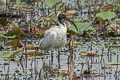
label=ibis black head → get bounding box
[58,14,67,23]
[58,14,78,31]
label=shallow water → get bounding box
[0,39,120,80]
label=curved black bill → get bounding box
[65,17,78,31]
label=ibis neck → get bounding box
[58,22,66,27]
[58,19,67,30]
[58,18,64,24]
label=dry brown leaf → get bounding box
[106,62,120,67]
[110,44,120,47]
[87,51,97,56]
[8,39,24,48]
[26,51,46,56]
[66,10,76,15]
[73,41,82,46]
[82,74,103,78]
[80,51,97,56]
[25,45,40,50]
[61,73,69,77]
[104,4,114,10]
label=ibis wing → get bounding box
[40,30,57,50]
[40,25,67,50]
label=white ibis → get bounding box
[40,13,78,65]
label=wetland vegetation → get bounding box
[0,0,120,80]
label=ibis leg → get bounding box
[51,51,53,65]
[58,49,61,68]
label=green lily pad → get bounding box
[8,35,16,39]
[69,22,92,33]
[45,0,62,8]
[16,0,32,4]
[96,11,116,20]
[7,28,25,36]
[12,22,19,28]
[3,48,23,58]
[113,4,120,11]
[3,51,14,58]
[0,34,7,39]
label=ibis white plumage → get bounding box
[40,14,78,49]
[40,23,67,50]
[40,14,78,65]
